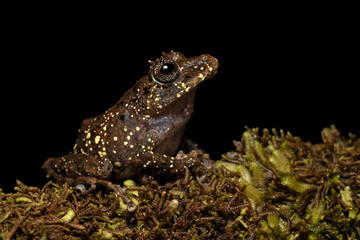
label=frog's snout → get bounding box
[184,54,219,81]
[201,54,219,78]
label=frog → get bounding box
[42,51,218,211]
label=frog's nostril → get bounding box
[204,55,219,73]
[201,54,218,68]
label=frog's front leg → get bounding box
[42,154,136,212]
[135,141,200,177]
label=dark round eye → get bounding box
[151,58,180,84]
[160,63,175,75]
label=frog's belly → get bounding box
[153,127,185,156]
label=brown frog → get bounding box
[42,51,218,211]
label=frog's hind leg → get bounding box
[42,157,70,185]
[42,155,136,212]
[73,177,137,212]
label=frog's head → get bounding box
[141,51,218,116]
[149,51,218,87]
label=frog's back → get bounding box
[72,78,146,161]
[73,103,126,156]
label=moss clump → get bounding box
[1,126,359,239]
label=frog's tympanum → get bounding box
[42,51,218,211]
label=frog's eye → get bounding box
[151,58,180,85]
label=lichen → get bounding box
[0,125,359,239]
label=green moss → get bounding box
[1,126,359,239]
[61,208,76,223]
[280,175,313,193]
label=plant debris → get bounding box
[1,125,359,239]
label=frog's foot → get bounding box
[73,177,97,194]
[176,150,211,173]
[137,145,206,179]
[43,156,136,211]
[73,177,136,212]
[96,179,137,212]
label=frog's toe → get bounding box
[73,177,97,194]
[115,185,136,212]
[96,179,137,212]
[75,184,86,192]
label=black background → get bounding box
[2,7,358,192]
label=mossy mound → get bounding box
[1,126,359,239]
